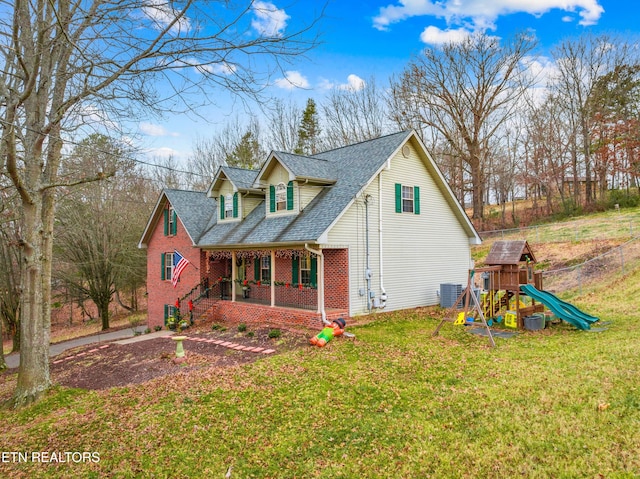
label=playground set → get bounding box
[433,240,600,346]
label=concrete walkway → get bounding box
[3,326,157,370]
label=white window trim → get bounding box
[402,185,414,213]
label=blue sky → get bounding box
[137,0,640,164]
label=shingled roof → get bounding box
[138,189,216,248]
[141,130,481,249]
[196,131,412,247]
[485,240,537,265]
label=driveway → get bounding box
[3,326,149,370]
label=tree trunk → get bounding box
[0,317,5,371]
[470,155,484,220]
[13,197,53,407]
[99,298,110,331]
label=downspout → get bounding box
[378,175,387,308]
[364,195,372,311]
[305,243,331,325]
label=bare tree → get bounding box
[55,134,148,331]
[389,32,537,221]
[322,77,389,149]
[265,98,301,152]
[550,34,631,206]
[0,0,320,406]
[0,184,22,355]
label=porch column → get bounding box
[270,250,276,307]
[317,249,325,317]
[231,251,237,302]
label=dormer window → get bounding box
[219,192,239,220]
[275,183,287,211]
[225,194,233,218]
[269,181,294,213]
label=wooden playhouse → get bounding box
[477,240,545,329]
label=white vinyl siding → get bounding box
[299,185,323,210]
[242,196,262,218]
[326,141,470,316]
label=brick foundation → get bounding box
[206,301,348,331]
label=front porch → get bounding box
[195,247,350,329]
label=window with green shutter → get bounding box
[163,209,169,235]
[171,209,178,234]
[287,181,294,210]
[297,254,317,287]
[292,256,299,285]
[233,192,239,218]
[164,206,177,235]
[219,195,225,220]
[161,252,173,281]
[269,185,276,213]
[395,183,421,214]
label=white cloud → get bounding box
[140,122,179,137]
[319,74,366,91]
[145,146,183,160]
[252,1,290,37]
[341,74,366,91]
[142,0,190,34]
[420,26,471,45]
[373,0,604,33]
[274,71,310,89]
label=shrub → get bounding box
[238,323,247,332]
[268,329,282,339]
[246,331,255,338]
[154,325,162,332]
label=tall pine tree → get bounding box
[295,98,321,155]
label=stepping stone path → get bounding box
[177,336,276,355]
[51,334,277,366]
[53,344,112,364]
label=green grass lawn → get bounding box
[1,271,639,478]
[3,207,640,478]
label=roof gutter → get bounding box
[304,243,331,325]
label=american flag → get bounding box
[172,250,190,287]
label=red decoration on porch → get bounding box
[257,280,261,286]
[243,279,248,286]
[286,282,290,288]
[298,284,303,290]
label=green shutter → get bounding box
[310,256,317,288]
[161,253,166,280]
[164,304,169,325]
[219,195,225,220]
[292,256,299,285]
[254,258,260,281]
[172,210,178,234]
[414,186,420,215]
[269,185,276,213]
[287,181,294,210]
[395,183,402,213]
[163,209,169,235]
[233,192,239,218]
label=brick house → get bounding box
[139,131,481,330]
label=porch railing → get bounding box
[234,282,317,310]
[178,280,226,320]
[180,279,319,317]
